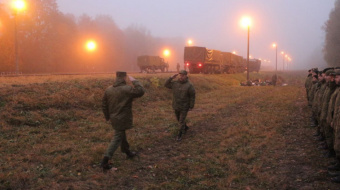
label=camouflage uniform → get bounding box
[309,80,318,107]
[102,74,145,159]
[320,78,337,150]
[333,88,340,159]
[305,73,313,101]
[165,72,196,135]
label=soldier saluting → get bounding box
[165,70,196,141]
[101,71,145,172]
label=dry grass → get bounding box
[0,71,336,189]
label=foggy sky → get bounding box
[57,0,335,70]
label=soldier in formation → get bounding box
[165,70,196,141]
[307,67,340,183]
[101,71,145,172]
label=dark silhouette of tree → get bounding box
[324,0,340,67]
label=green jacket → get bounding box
[320,81,337,123]
[102,78,145,131]
[332,87,340,130]
[327,88,340,125]
[316,82,327,120]
[305,74,312,100]
[165,77,196,111]
[308,81,318,106]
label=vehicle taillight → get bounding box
[198,63,202,67]
[186,63,189,66]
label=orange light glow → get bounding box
[232,51,236,55]
[198,63,202,67]
[86,40,97,51]
[163,49,170,57]
[186,63,189,66]
[187,39,193,46]
[12,0,26,11]
[272,43,277,48]
[281,51,284,55]
[241,17,251,28]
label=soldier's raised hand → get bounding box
[171,74,178,79]
[128,75,136,81]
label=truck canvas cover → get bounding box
[137,56,163,67]
[184,46,206,62]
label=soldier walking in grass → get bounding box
[165,70,196,141]
[101,71,145,172]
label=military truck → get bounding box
[137,56,169,73]
[184,46,222,74]
[220,52,246,73]
[243,58,261,73]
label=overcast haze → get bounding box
[57,0,335,70]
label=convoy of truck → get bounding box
[184,46,261,74]
[137,46,261,74]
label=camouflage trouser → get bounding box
[104,129,130,158]
[323,120,334,149]
[175,110,188,133]
[334,124,340,159]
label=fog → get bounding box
[0,0,336,73]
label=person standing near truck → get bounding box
[176,63,180,73]
[165,70,196,141]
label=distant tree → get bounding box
[0,3,15,72]
[324,0,340,67]
[124,24,163,71]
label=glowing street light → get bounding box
[232,51,236,55]
[163,49,170,57]
[241,17,251,80]
[12,0,26,74]
[85,40,97,52]
[272,43,277,72]
[187,39,193,46]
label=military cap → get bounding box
[323,68,333,73]
[179,70,188,75]
[116,71,127,78]
[335,69,340,76]
[325,69,335,76]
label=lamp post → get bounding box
[272,43,277,72]
[241,17,251,81]
[281,51,284,71]
[12,0,26,74]
[285,54,288,71]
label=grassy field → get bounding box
[0,71,338,189]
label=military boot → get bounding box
[176,131,182,141]
[126,151,138,160]
[183,125,189,134]
[331,176,340,183]
[101,156,112,172]
[328,170,340,177]
[328,160,340,171]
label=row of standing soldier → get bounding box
[306,67,340,183]
[100,70,195,172]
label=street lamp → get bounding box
[163,49,170,57]
[187,39,193,46]
[241,17,251,80]
[232,51,236,55]
[272,43,277,72]
[285,54,288,71]
[85,40,97,52]
[12,0,26,74]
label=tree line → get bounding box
[0,0,182,74]
[324,0,340,67]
